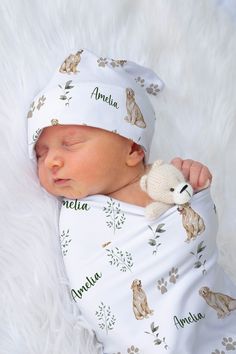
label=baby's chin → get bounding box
[57,189,87,200]
[43,186,85,200]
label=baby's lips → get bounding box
[54,178,70,185]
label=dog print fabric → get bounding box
[59,188,236,354]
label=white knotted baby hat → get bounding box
[27,48,164,160]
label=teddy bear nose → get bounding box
[170,188,175,192]
[180,184,189,193]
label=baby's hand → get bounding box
[171,157,212,191]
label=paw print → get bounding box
[157,278,168,294]
[135,76,145,87]
[222,337,236,350]
[110,59,119,68]
[110,60,117,68]
[146,83,160,96]
[97,57,109,67]
[110,59,127,68]
[169,267,179,284]
[127,345,140,353]
[211,350,225,354]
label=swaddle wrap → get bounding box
[27,49,164,160]
[59,188,236,354]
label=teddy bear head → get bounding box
[140,160,193,205]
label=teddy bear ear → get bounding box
[140,175,148,192]
[153,159,163,168]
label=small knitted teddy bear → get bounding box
[140,160,193,220]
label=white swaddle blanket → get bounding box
[59,188,236,354]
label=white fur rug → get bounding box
[1,0,236,353]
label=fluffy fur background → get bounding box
[0,0,235,353]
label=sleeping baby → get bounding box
[27,49,236,354]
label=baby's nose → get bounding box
[45,151,64,169]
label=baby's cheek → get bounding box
[37,166,48,187]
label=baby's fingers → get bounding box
[171,157,212,191]
[195,165,212,191]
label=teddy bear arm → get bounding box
[145,201,171,220]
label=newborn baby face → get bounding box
[35,124,133,199]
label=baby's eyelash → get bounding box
[63,141,80,146]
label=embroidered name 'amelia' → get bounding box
[90,87,119,109]
[62,199,90,211]
[71,272,102,301]
[173,312,205,329]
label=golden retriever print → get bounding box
[178,203,205,242]
[199,286,236,318]
[125,88,146,128]
[59,50,84,74]
[131,279,153,320]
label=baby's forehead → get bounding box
[35,124,80,146]
[35,124,105,147]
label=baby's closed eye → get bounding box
[63,140,83,149]
[63,140,80,146]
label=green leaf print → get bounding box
[106,247,133,272]
[190,241,207,275]
[197,241,206,254]
[95,302,116,334]
[65,80,74,90]
[58,80,74,106]
[60,229,72,256]
[103,198,126,234]
[145,321,169,350]
[147,223,166,255]
[151,322,159,333]
[59,95,67,100]
[148,239,157,246]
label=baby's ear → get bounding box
[126,142,145,167]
